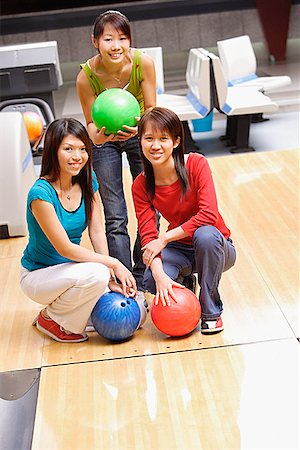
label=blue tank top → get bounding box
[21,174,98,271]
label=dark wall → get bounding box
[1,1,258,34]
[2,0,255,17]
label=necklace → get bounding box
[111,73,122,85]
[93,55,126,86]
[59,179,72,201]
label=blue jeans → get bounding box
[92,136,145,290]
[143,225,236,319]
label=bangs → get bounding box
[93,11,131,42]
[138,108,182,143]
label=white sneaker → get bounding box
[135,291,149,327]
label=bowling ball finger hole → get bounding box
[121,302,126,307]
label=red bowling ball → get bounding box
[151,286,201,337]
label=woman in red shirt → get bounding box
[132,107,236,334]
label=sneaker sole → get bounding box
[36,322,88,343]
[201,326,224,335]
[32,314,39,326]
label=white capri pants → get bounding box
[20,262,110,333]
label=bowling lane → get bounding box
[0,236,28,260]
[38,234,293,367]
[0,257,44,372]
[31,339,300,450]
[1,150,297,372]
[211,149,299,337]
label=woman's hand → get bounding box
[142,236,167,267]
[93,127,119,145]
[153,271,184,306]
[108,279,136,297]
[115,117,140,141]
[111,259,137,297]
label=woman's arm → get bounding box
[142,226,189,267]
[31,198,136,294]
[140,52,157,111]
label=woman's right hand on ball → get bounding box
[111,259,137,296]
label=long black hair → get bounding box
[138,107,189,199]
[93,10,132,44]
[40,118,94,223]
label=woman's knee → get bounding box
[76,262,110,294]
[193,226,221,251]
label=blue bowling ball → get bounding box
[91,291,141,341]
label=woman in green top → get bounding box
[76,10,156,296]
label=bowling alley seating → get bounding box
[217,35,291,93]
[156,48,211,121]
[197,48,278,152]
[217,36,291,123]
[140,46,211,121]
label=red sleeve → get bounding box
[181,154,220,236]
[132,174,158,247]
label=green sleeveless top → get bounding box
[80,49,144,115]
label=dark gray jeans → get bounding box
[92,136,145,290]
[143,225,236,319]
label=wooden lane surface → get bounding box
[0,149,298,371]
[0,257,44,372]
[210,149,299,336]
[40,235,293,366]
[31,339,299,450]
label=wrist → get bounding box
[110,257,119,272]
[160,234,169,246]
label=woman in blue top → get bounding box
[20,118,136,343]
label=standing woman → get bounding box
[76,10,156,296]
[20,118,136,343]
[132,107,236,334]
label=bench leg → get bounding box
[182,121,200,153]
[226,115,255,153]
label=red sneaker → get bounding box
[201,317,224,334]
[36,312,88,343]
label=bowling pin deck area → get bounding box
[1,149,299,449]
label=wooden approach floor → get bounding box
[0,149,299,449]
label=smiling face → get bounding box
[57,134,89,178]
[140,123,180,167]
[93,23,130,64]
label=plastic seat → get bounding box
[198,48,278,152]
[208,51,278,116]
[217,35,291,93]
[139,47,211,121]
[156,48,211,120]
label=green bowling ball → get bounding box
[92,88,140,135]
